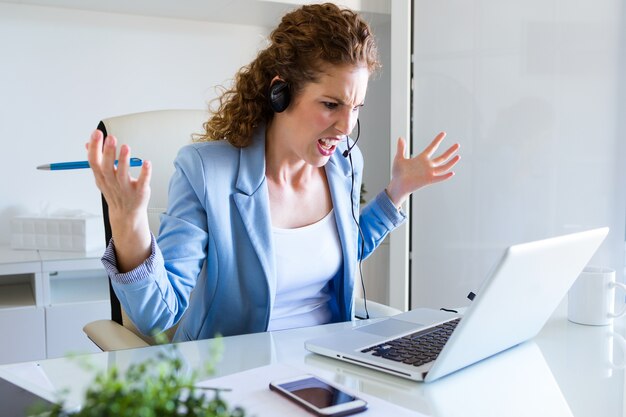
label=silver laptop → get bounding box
[305,228,609,382]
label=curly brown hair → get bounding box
[196,2,380,147]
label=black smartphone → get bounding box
[269,374,367,417]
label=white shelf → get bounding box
[0,247,40,275]
[49,270,109,305]
[0,282,36,310]
[0,247,39,264]
[39,249,105,272]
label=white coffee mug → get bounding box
[568,267,626,326]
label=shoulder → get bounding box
[169,142,240,195]
[175,141,239,172]
[178,140,239,160]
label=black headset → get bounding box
[268,79,291,113]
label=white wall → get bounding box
[359,20,391,206]
[359,19,392,305]
[411,0,626,309]
[0,3,267,244]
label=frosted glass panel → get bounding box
[411,0,626,309]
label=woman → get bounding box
[87,3,460,341]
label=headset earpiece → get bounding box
[268,80,291,113]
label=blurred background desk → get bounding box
[0,302,624,416]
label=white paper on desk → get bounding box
[197,363,425,416]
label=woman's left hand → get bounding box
[385,132,460,207]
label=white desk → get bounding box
[1,302,624,416]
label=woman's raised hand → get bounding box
[386,132,460,207]
[86,129,153,271]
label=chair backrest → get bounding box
[98,109,208,343]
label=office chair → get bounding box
[83,109,400,352]
[82,109,207,351]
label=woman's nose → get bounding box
[334,108,358,136]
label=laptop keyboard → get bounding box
[360,318,461,367]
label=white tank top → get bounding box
[268,209,342,331]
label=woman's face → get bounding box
[272,64,369,167]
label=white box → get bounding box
[11,215,105,252]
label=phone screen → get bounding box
[276,376,357,409]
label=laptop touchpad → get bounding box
[356,319,422,338]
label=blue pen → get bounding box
[37,157,143,171]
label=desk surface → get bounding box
[1,302,624,417]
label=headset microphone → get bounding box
[342,119,361,158]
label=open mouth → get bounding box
[317,138,338,156]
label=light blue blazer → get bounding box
[104,125,406,341]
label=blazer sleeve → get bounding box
[341,144,406,262]
[357,190,407,261]
[102,145,209,335]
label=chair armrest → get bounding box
[354,297,402,319]
[83,319,150,351]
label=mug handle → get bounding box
[609,281,626,318]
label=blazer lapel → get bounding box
[232,127,277,306]
[325,153,357,317]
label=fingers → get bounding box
[434,154,461,177]
[87,130,106,189]
[137,160,152,190]
[419,132,460,175]
[395,137,407,160]
[418,132,461,183]
[390,131,460,197]
[86,130,142,187]
[422,132,447,158]
[431,171,455,184]
[116,144,131,181]
[432,143,461,166]
[86,130,103,168]
[101,135,118,179]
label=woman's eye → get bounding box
[323,102,338,110]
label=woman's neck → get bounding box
[265,120,317,187]
[265,121,332,228]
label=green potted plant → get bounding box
[33,339,246,417]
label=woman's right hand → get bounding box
[87,129,153,272]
